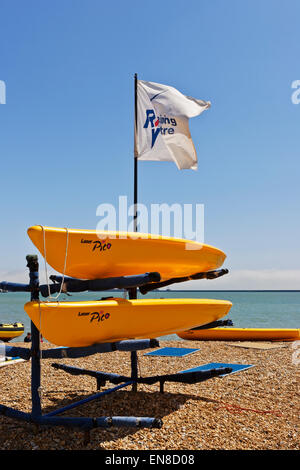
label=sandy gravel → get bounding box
[0,339,299,450]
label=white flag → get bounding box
[135,80,211,170]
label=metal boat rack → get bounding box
[0,255,231,436]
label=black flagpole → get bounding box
[131,72,138,299]
[134,72,138,234]
[130,73,138,391]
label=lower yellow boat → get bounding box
[177,327,300,342]
[24,298,232,347]
[0,323,24,342]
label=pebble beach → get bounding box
[0,339,299,451]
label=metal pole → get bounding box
[130,350,138,392]
[133,72,138,233]
[43,381,134,417]
[130,73,139,391]
[26,255,42,418]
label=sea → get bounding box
[1,290,299,342]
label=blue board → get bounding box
[144,347,200,357]
[179,362,254,377]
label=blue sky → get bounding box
[0,0,299,288]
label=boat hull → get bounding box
[27,226,226,281]
[24,298,232,347]
[0,323,24,342]
[177,327,300,342]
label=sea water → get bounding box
[0,290,299,342]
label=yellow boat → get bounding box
[24,298,232,347]
[0,323,24,342]
[177,327,300,342]
[27,226,226,281]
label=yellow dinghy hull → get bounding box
[24,298,232,347]
[0,323,24,342]
[27,226,226,281]
[177,327,300,342]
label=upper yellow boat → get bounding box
[27,226,226,280]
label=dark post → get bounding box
[130,349,138,392]
[26,255,42,418]
[130,73,139,391]
[133,72,138,234]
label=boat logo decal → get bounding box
[92,240,112,252]
[80,239,112,252]
[78,311,110,323]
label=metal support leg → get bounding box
[128,286,138,392]
[26,255,42,419]
[131,350,138,392]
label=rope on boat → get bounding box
[41,225,69,301]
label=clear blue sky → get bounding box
[0,0,299,287]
